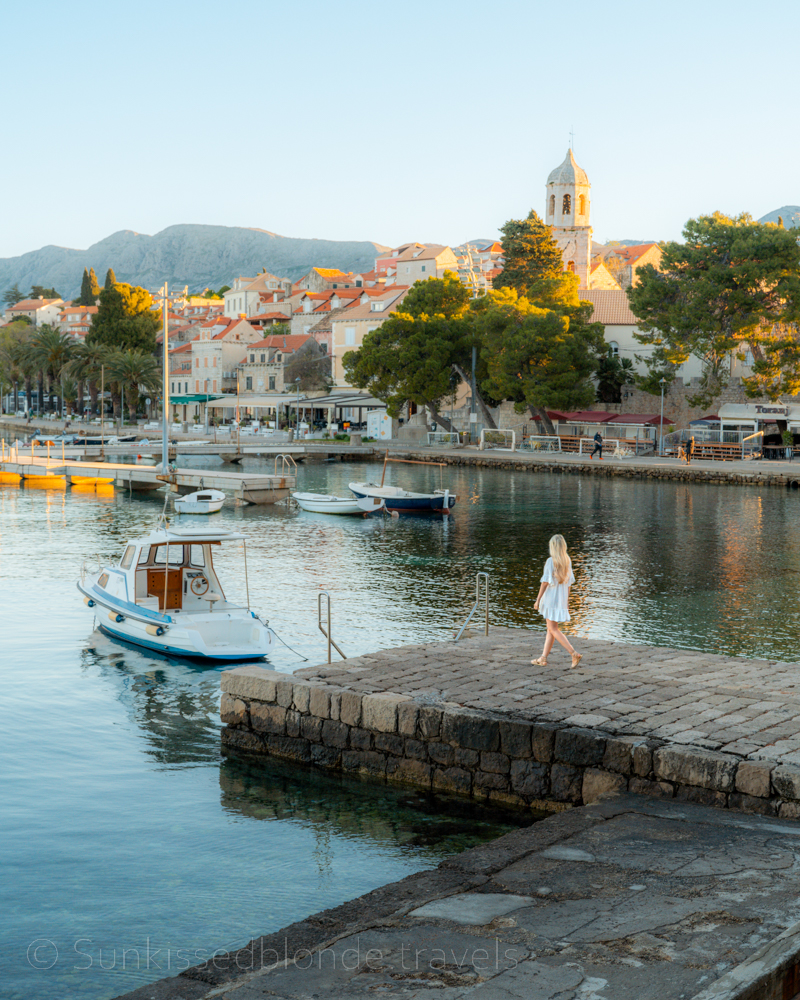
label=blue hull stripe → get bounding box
[98,623,266,662]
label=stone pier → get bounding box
[221,629,800,818]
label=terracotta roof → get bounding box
[392,244,452,263]
[579,290,638,325]
[603,243,660,264]
[331,289,409,322]
[249,312,290,321]
[9,298,61,310]
[244,334,312,351]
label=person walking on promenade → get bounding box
[590,431,603,459]
[532,534,582,669]
[681,435,695,465]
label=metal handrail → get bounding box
[318,591,346,662]
[274,453,298,476]
[454,571,489,641]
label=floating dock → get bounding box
[0,453,295,504]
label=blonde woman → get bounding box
[532,534,582,668]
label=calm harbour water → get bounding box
[2,457,800,999]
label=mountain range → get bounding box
[0,225,390,300]
[2,208,798,301]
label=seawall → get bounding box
[220,631,800,819]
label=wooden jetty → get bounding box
[0,451,296,504]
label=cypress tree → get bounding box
[79,268,92,305]
[104,267,117,290]
[88,267,100,301]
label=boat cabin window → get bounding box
[138,546,150,564]
[153,545,185,565]
[120,546,135,570]
[190,544,205,567]
[98,573,109,589]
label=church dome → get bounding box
[547,149,589,186]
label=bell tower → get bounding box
[545,149,592,288]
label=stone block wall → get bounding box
[220,667,800,818]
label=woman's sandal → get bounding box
[531,656,548,666]
[571,652,583,669]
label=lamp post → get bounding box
[295,377,301,435]
[659,378,667,456]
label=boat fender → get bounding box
[146,624,166,637]
[109,612,125,623]
[84,597,95,608]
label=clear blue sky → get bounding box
[2,0,797,258]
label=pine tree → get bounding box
[494,209,564,294]
[104,268,117,290]
[88,267,100,300]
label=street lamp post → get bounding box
[659,378,667,456]
[295,378,301,436]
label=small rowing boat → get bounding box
[173,489,225,514]
[293,492,385,515]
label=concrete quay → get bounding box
[118,795,800,1000]
[220,630,800,817]
[388,444,800,489]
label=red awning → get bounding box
[563,411,617,423]
[608,413,670,426]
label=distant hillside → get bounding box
[759,206,800,228]
[0,225,390,299]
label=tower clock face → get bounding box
[562,239,577,259]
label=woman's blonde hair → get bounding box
[549,534,571,584]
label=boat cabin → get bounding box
[96,528,246,615]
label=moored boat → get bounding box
[348,482,456,512]
[77,524,274,661]
[293,492,384,515]
[173,489,225,514]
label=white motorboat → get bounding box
[173,489,225,514]
[77,524,274,661]
[293,492,385,515]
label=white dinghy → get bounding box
[293,492,385,515]
[173,489,225,514]
[77,524,274,661]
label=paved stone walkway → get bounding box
[120,795,800,1000]
[298,630,800,765]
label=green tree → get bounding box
[476,274,606,432]
[3,283,24,306]
[26,325,74,413]
[629,212,800,407]
[342,272,498,431]
[104,268,117,290]
[596,351,635,403]
[217,285,231,296]
[106,348,161,423]
[493,209,564,295]
[343,311,462,431]
[77,267,101,306]
[64,339,110,416]
[30,285,60,299]
[89,283,160,353]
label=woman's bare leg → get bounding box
[547,621,575,655]
[541,630,556,659]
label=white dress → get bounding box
[538,557,575,623]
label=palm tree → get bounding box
[26,325,75,415]
[106,348,161,424]
[64,339,110,417]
